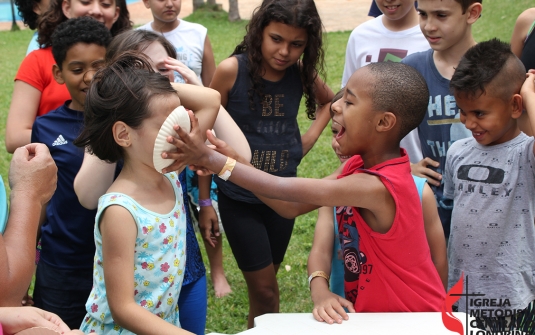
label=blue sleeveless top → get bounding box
[215,53,304,203]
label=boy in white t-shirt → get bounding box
[342,0,428,86]
[138,0,216,86]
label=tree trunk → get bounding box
[193,0,205,11]
[207,0,216,5]
[228,0,240,21]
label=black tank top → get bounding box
[215,53,304,203]
[521,21,535,71]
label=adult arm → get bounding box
[5,81,42,153]
[100,206,194,335]
[421,184,448,290]
[308,206,355,324]
[0,144,57,306]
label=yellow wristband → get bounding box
[308,270,330,290]
[217,157,236,181]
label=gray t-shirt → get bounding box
[444,133,535,312]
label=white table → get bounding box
[208,312,475,335]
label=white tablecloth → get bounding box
[208,312,475,335]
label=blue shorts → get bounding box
[178,275,207,335]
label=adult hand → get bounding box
[410,157,442,187]
[0,307,71,334]
[9,143,57,206]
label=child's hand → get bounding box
[199,205,219,247]
[410,157,442,187]
[162,110,213,174]
[165,57,203,86]
[311,289,355,324]
[520,71,535,109]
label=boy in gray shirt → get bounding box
[445,38,535,332]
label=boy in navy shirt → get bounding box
[402,0,483,238]
[31,17,112,329]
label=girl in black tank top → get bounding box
[209,0,334,328]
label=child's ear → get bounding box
[112,6,120,25]
[62,0,73,18]
[113,121,132,148]
[466,2,483,25]
[511,94,523,119]
[376,112,396,133]
[52,64,65,85]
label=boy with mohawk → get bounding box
[445,38,535,331]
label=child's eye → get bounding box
[100,2,112,8]
[292,42,304,48]
[271,36,280,42]
[344,100,352,106]
[71,68,83,74]
[331,128,339,136]
[417,11,426,17]
[475,112,484,118]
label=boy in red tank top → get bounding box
[165,61,447,324]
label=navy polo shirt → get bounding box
[32,102,97,270]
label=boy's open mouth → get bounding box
[336,126,346,140]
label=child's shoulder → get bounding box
[177,19,208,34]
[401,48,432,66]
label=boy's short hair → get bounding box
[51,17,112,70]
[450,38,526,101]
[365,62,429,141]
[455,0,482,14]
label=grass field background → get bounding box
[0,1,532,333]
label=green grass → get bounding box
[0,1,531,333]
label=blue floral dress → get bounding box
[80,172,187,334]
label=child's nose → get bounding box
[279,44,289,56]
[89,2,103,16]
[332,99,342,114]
[84,70,96,85]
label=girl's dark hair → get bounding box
[232,0,325,120]
[106,29,177,61]
[37,0,132,48]
[74,52,177,162]
[15,0,52,29]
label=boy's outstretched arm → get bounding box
[308,206,355,324]
[176,127,339,219]
[166,112,395,228]
[421,184,448,290]
[521,71,535,157]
